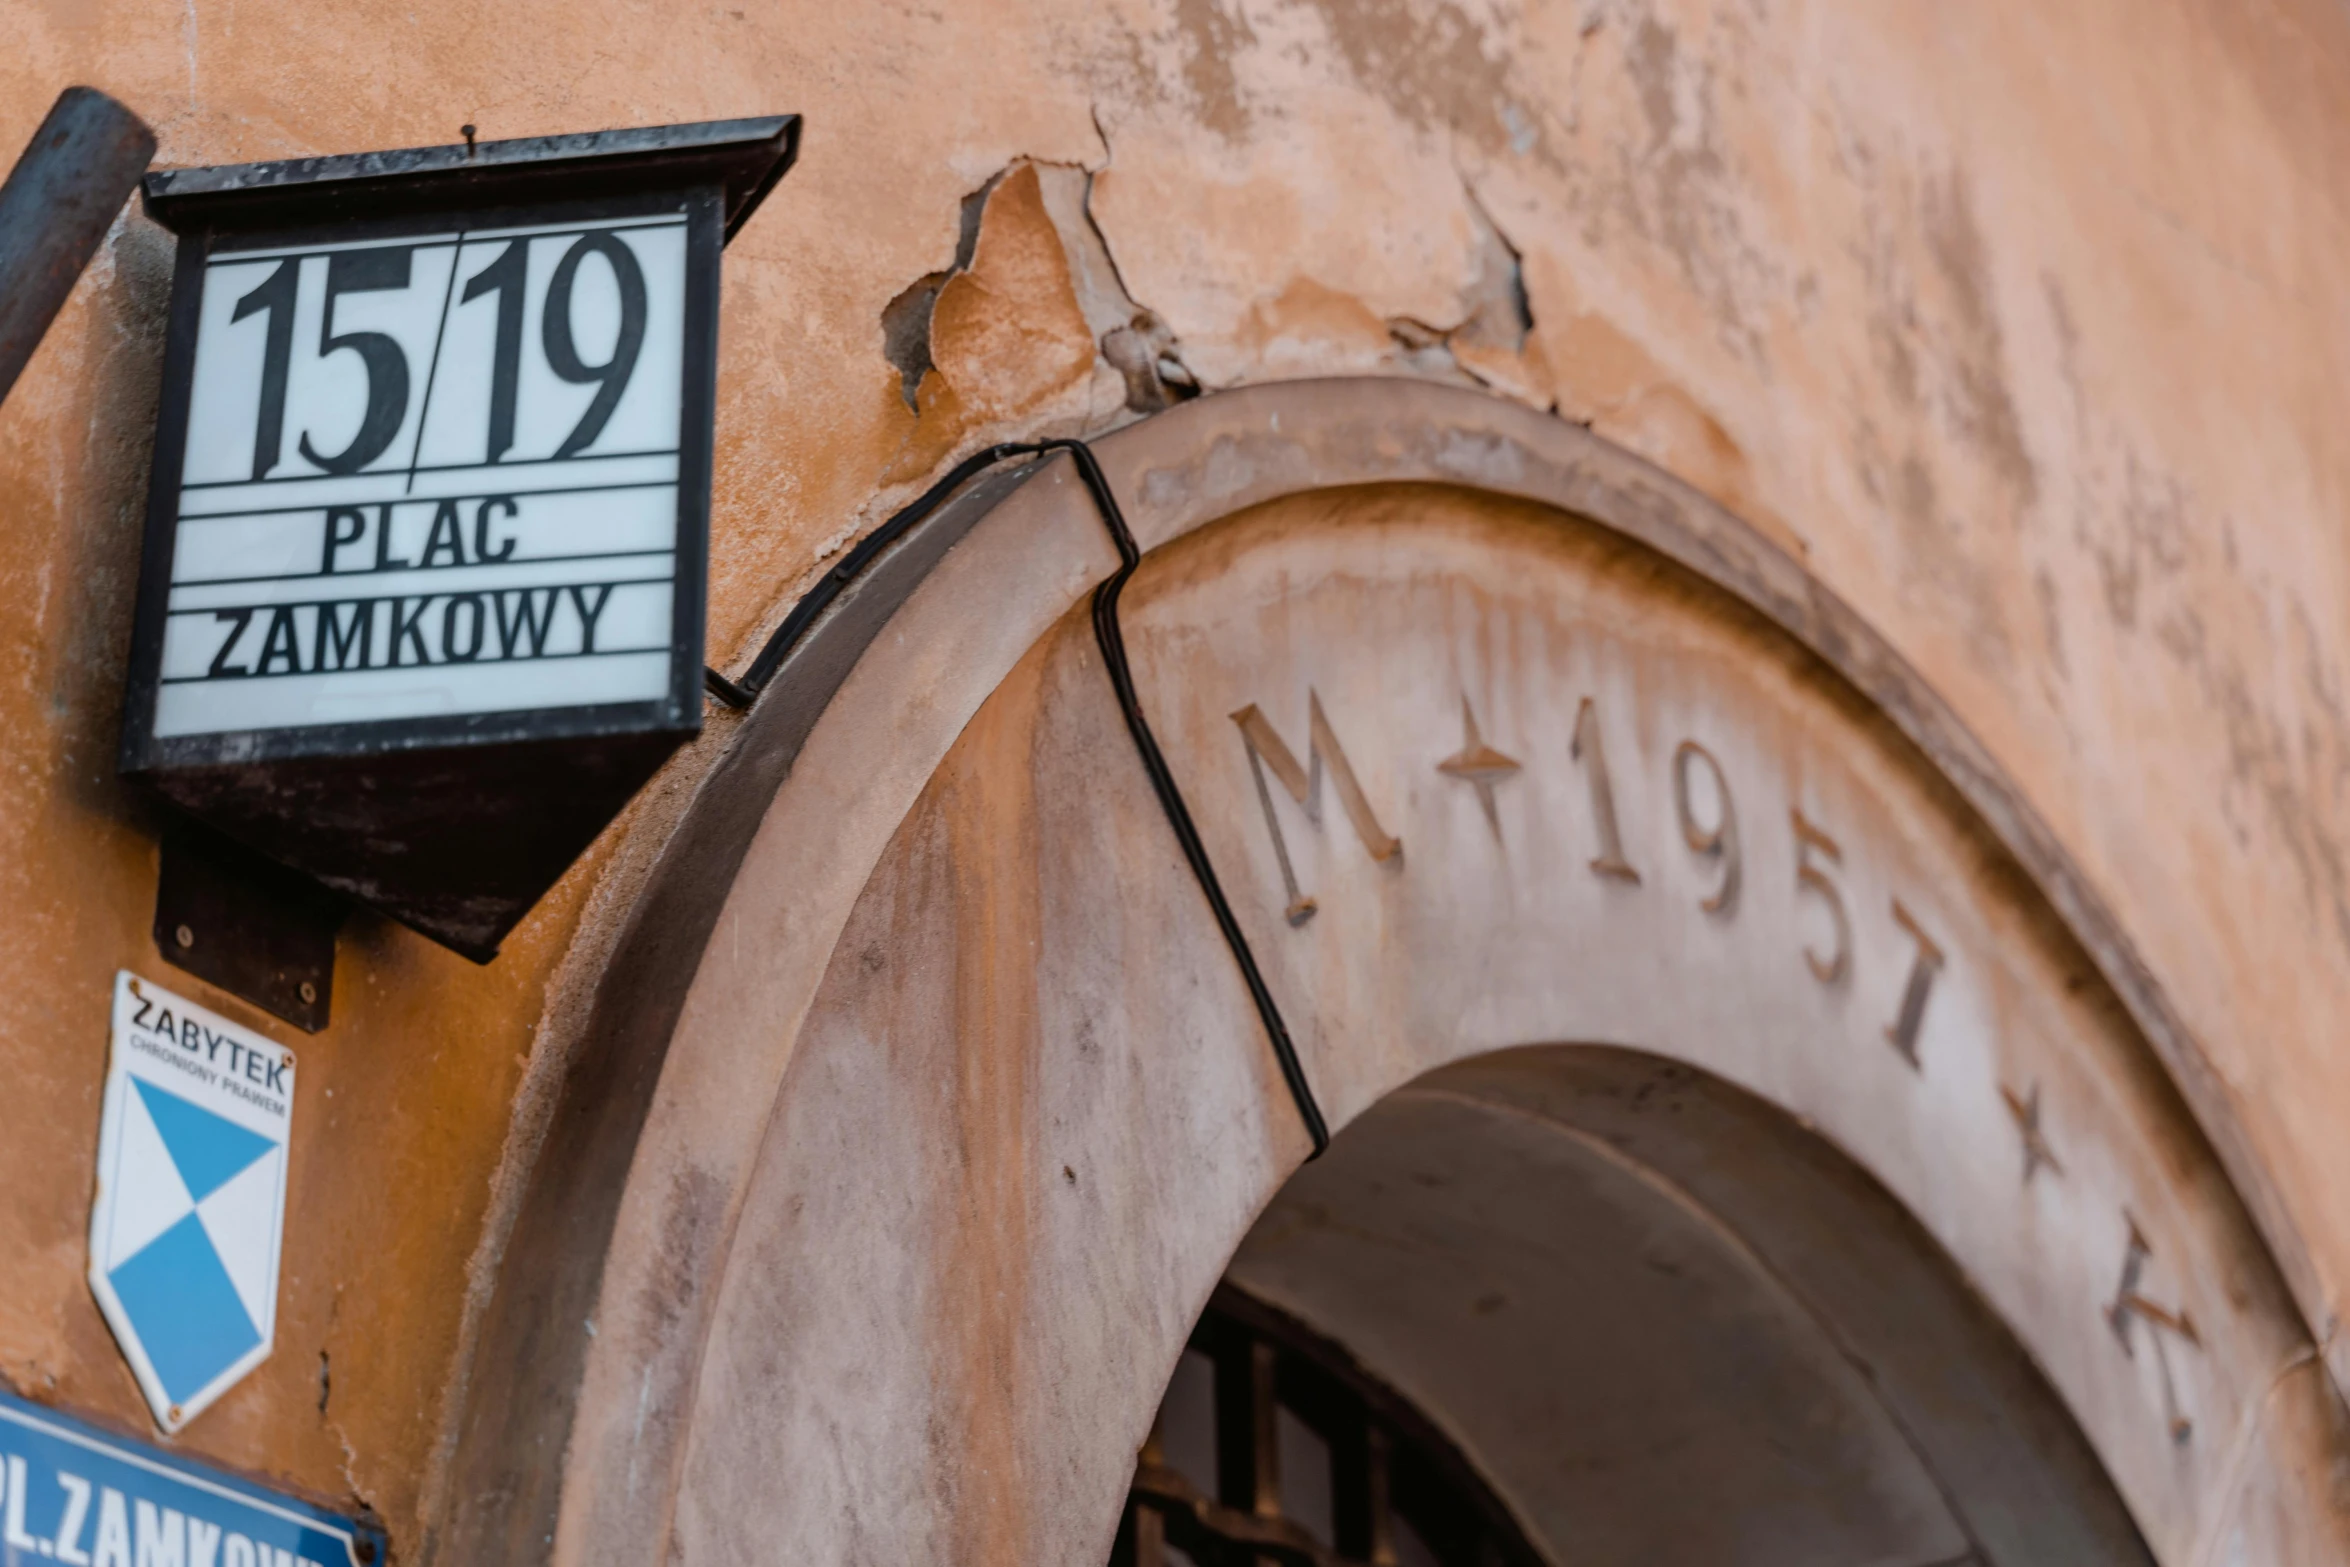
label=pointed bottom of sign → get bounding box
[110,1213,264,1406]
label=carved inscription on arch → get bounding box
[2001,1082,2065,1185]
[1435,698,1520,839]
[1671,741,1739,917]
[1230,693,1401,926]
[1788,809,1854,988]
[1569,698,1641,884]
[1884,901,1946,1072]
[1221,679,2205,1446]
[2108,1218,2203,1446]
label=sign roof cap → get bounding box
[142,114,800,241]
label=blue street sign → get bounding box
[0,1390,377,1567]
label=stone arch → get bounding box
[436,381,2348,1565]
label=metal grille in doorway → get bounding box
[1110,1287,1547,1567]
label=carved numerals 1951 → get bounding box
[1884,900,1946,1072]
[1569,698,1641,884]
[1231,678,2202,1446]
[1790,808,1852,986]
[1672,741,1740,917]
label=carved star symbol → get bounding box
[1437,697,1521,838]
[2000,1081,2064,1186]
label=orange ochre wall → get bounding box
[5,0,2350,1554]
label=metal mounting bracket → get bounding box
[154,820,345,1032]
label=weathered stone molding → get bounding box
[433,379,2341,1564]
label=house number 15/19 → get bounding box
[156,214,690,739]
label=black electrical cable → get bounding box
[705,439,1332,1158]
[703,440,1043,707]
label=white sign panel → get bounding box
[88,974,294,1431]
[156,213,689,738]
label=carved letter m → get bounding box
[1230,692,1400,926]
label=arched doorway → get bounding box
[1126,1047,2151,1565]
[437,382,2350,1565]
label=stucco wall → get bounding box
[4,0,2350,1554]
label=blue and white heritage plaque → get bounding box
[87,975,293,1432]
[0,1388,377,1565]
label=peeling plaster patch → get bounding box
[880,157,1205,431]
[1240,276,1394,377]
[2104,475,2350,958]
[1516,231,1800,560]
[1449,187,1536,355]
[1100,311,1202,412]
[880,285,941,413]
[901,164,1099,436]
[2084,453,2192,632]
[1170,0,1258,138]
[1569,5,1782,369]
[1293,0,1549,164]
[1383,184,1551,409]
[1834,143,2057,673]
[882,182,996,411]
[1032,161,1204,412]
[2035,274,2350,961]
[1921,169,2038,505]
[2168,600,2350,960]
[2034,568,2069,682]
[1032,165,1135,343]
[1850,418,2015,673]
[1385,317,1458,377]
[867,155,1244,496]
[1848,154,2038,508]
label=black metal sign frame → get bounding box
[115,117,797,965]
[119,186,722,773]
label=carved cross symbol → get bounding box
[2107,1216,2201,1445]
[1436,697,1522,838]
[1999,1081,2064,1185]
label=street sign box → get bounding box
[120,118,798,959]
